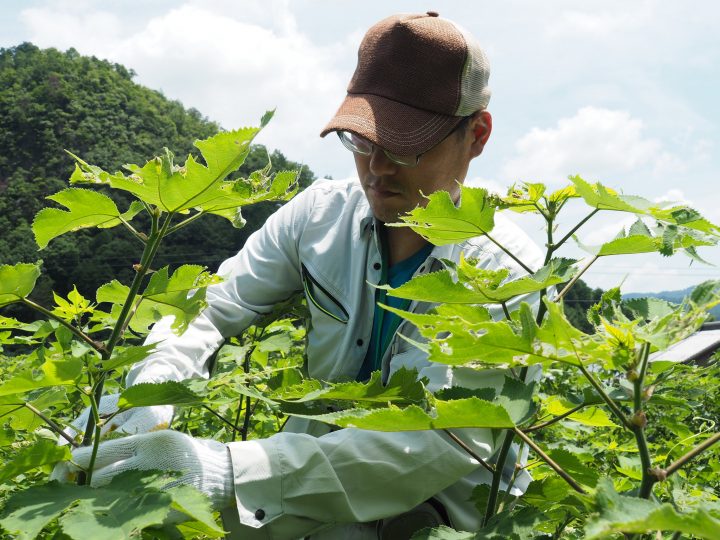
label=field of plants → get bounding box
[0,113,719,539]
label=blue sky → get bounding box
[2,0,719,292]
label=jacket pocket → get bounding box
[301,263,349,324]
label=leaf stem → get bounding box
[554,209,600,251]
[443,429,494,473]
[501,301,511,320]
[663,432,720,479]
[513,427,586,494]
[201,404,237,430]
[23,403,79,448]
[165,211,205,236]
[524,403,586,432]
[483,231,535,274]
[21,298,105,355]
[553,255,599,303]
[577,363,633,430]
[118,216,147,245]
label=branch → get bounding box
[662,432,720,479]
[443,429,494,474]
[553,255,599,303]
[513,427,586,494]
[21,298,105,355]
[165,211,205,236]
[483,231,535,274]
[23,403,78,448]
[525,403,586,433]
[577,364,633,430]
[202,404,237,430]
[554,209,600,251]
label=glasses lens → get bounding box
[383,150,418,167]
[338,131,372,155]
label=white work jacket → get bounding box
[127,178,544,539]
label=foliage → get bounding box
[0,43,315,320]
[1,102,719,540]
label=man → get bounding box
[55,12,543,539]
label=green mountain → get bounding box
[0,43,314,315]
[624,284,720,319]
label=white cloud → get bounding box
[501,106,682,186]
[19,1,354,177]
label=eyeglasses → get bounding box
[336,116,472,168]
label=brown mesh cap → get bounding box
[320,12,491,156]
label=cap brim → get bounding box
[320,93,463,156]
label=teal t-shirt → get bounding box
[357,242,434,382]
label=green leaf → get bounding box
[0,471,183,540]
[98,266,220,334]
[277,367,426,405]
[291,397,515,431]
[544,448,599,487]
[496,377,537,425]
[0,439,71,484]
[117,381,205,409]
[391,185,496,245]
[382,258,575,305]
[0,262,41,307]
[0,357,83,397]
[411,525,474,539]
[99,344,157,373]
[32,188,142,249]
[166,484,224,536]
[585,479,720,539]
[52,285,94,321]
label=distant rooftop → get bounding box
[650,322,720,363]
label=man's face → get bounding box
[354,112,491,223]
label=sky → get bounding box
[2,0,719,293]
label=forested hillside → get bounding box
[0,43,314,315]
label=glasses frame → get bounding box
[336,115,472,168]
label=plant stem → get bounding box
[501,301,511,320]
[23,403,78,448]
[201,404,237,430]
[83,388,103,486]
[633,343,654,499]
[513,427,586,494]
[241,396,253,441]
[577,363,633,429]
[443,429,494,473]
[525,403,586,432]
[553,255,599,303]
[553,209,600,251]
[483,431,515,526]
[21,298,104,355]
[663,432,720,478]
[79,211,173,471]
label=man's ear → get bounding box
[469,110,492,158]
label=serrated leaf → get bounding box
[117,381,205,409]
[0,471,181,540]
[0,357,83,397]
[0,439,72,484]
[277,367,426,405]
[291,397,514,431]
[391,186,496,245]
[544,448,599,487]
[585,479,720,539]
[382,258,575,305]
[0,262,41,307]
[166,484,224,536]
[33,188,141,249]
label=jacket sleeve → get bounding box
[125,187,312,386]
[224,427,485,540]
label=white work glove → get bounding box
[51,430,234,509]
[62,393,174,444]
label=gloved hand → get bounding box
[51,430,234,509]
[62,393,174,444]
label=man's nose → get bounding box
[368,147,399,176]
